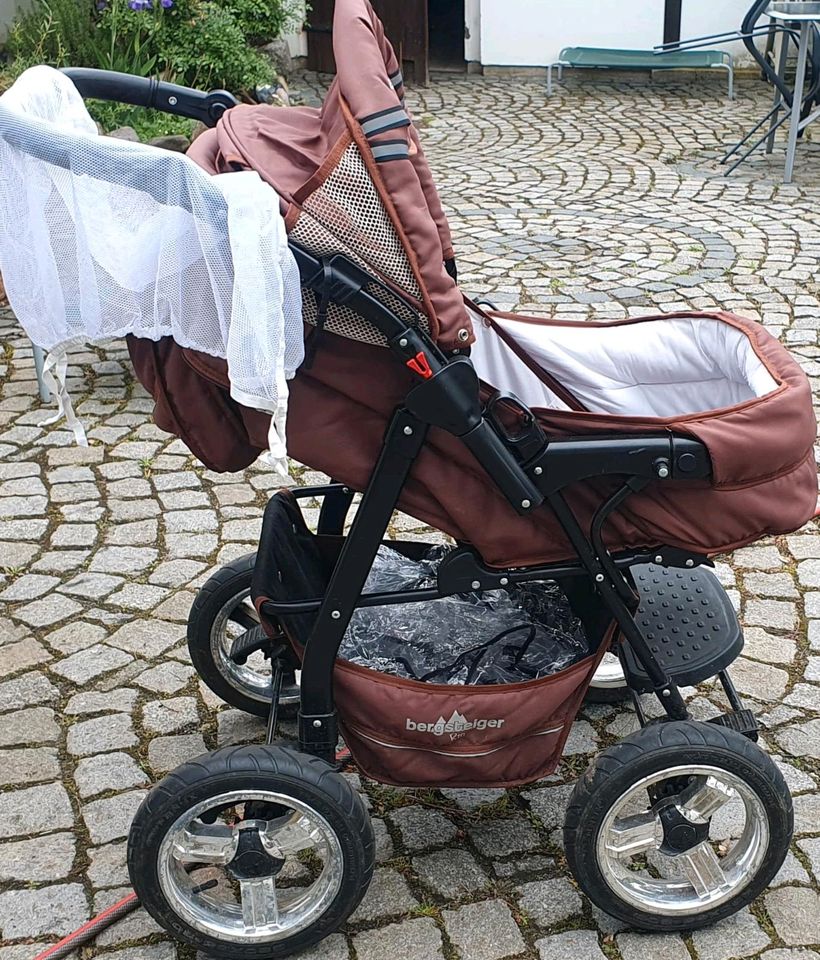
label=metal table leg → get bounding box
[767,27,791,153]
[784,20,810,183]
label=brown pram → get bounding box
[44,1,817,955]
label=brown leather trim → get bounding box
[293,129,353,207]
[284,203,301,232]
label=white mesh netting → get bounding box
[0,66,303,472]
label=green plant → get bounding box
[7,0,95,67]
[221,0,302,46]
[158,1,272,94]
[3,0,300,122]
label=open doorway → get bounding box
[428,0,465,71]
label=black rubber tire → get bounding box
[584,682,630,705]
[128,744,374,959]
[564,720,793,932]
[188,553,300,718]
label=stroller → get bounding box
[2,1,817,955]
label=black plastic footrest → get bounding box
[708,708,759,741]
[621,564,744,692]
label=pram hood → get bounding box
[188,0,469,350]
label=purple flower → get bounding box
[161,0,173,9]
[96,0,107,9]
[128,0,151,10]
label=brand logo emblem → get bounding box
[405,709,505,740]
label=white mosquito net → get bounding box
[0,66,304,473]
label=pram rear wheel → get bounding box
[564,720,792,931]
[188,553,300,719]
[128,744,374,959]
[585,652,630,703]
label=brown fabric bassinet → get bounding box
[128,0,818,568]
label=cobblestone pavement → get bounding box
[2,71,820,960]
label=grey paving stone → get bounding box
[354,918,443,960]
[617,932,690,960]
[66,713,137,756]
[134,660,196,693]
[0,705,58,745]
[0,745,60,785]
[164,509,218,533]
[147,733,207,772]
[106,583,171,610]
[443,899,526,960]
[515,876,582,927]
[107,618,185,657]
[794,794,820,834]
[524,782,575,830]
[0,636,51,676]
[440,786,508,810]
[537,930,607,960]
[59,571,124,599]
[94,938,174,957]
[50,642,133,683]
[216,708,267,746]
[0,832,76,883]
[74,751,149,799]
[730,656,789,702]
[390,805,458,851]
[87,841,130,888]
[765,886,820,945]
[414,847,489,898]
[744,600,797,631]
[142,696,199,734]
[82,789,148,844]
[372,816,394,863]
[776,719,820,760]
[149,558,206,586]
[43,620,108,654]
[0,882,88,938]
[0,671,59,711]
[65,688,138,715]
[0,574,60,602]
[104,518,159,546]
[89,546,158,575]
[13,593,83,627]
[0,781,74,838]
[287,934,349,960]
[468,817,540,858]
[690,907,770,960]
[349,867,418,922]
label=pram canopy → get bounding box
[128,0,817,568]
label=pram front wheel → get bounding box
[564,720,792,931]
[128,744,374,958]
[188,553,300,719]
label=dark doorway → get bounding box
[307,0,430,83]
[428,0,465,70]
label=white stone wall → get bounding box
[478,0,755,67]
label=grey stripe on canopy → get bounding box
[359,105,410,137]
[371,140,409,162]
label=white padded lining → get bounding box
[469,313,778,418]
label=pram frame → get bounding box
[7,68,728,756]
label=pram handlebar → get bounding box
[59,68,237,128]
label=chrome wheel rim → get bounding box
[158,790,344,943]
[210,588,300,708]
[596,764,769,916]
[591,652,626,689]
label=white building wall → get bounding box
[479,0,754,67]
